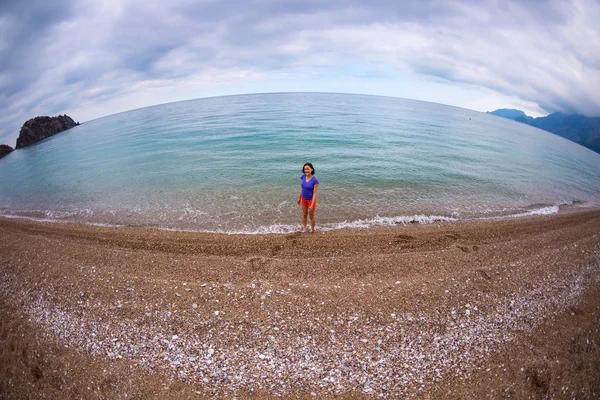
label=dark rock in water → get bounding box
[0,144,14,159]
[16,115,79,149]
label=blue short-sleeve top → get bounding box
[301,175,319,200]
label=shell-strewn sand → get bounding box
[1,210,600,399]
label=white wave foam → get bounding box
[323,214,457,230]
[183,224,302,235]
[474,204,561,221]
[200,214,458,234]
[0,208,123,228]
[509,205,560,217]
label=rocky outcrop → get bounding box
[16,115,79,149]
[0,144,14,159]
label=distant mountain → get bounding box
[487,108,528,120]
[487,109,600,154]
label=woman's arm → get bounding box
[309,184,318,210]
[298,189,303,204]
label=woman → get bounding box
[297,162,319,232]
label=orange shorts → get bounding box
[300,198,317,209]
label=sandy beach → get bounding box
[1,209,599,399]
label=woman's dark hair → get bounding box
[302,162,315,174]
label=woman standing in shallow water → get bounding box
[297,162,319,232]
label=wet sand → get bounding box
[1,209,599,399]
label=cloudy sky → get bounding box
[1,0,599,146]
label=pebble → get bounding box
[3,257,596,399]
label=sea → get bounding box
[1,93,600,234]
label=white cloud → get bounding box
[0,0,598,146]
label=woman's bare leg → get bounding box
[309,210,316,232]
[302,206,308,231]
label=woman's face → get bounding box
[304,165,313,175]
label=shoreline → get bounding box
[1,208,600,398]
[0,201,592,235]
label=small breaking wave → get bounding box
[205,214,459,234]
[473,201,590,221]
[320,214,458,230]
[506,205,560,218]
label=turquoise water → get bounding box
[1,93,600,233]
